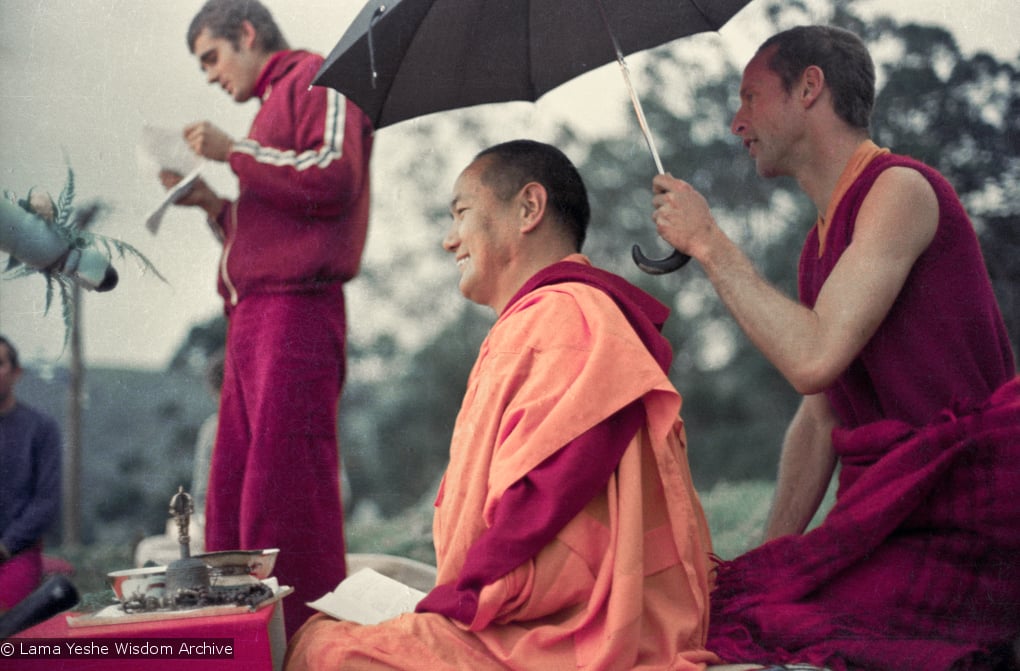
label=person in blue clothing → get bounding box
[0,335,62,613]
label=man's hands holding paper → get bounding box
[142,123,218,233]
[158,169,225,234]
[162,121,231,220]
[184,121,234,163]
[160,169,213,209]
[145,121,233,233]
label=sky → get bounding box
[1,0,1017,370]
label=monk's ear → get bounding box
[800,65,825,109]
[517,182,547,234]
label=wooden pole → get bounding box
[63,284,83,547]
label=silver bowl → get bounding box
[193,548,279,587]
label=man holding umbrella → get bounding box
[286,140,719,670]
[159,0,374,638]
[652,25,1020,670]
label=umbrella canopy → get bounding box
[313,0,752,273]
[314,0,749,129]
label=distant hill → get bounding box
[19,365,216,546]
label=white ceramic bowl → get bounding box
[108,565,167,601]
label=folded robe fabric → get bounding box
[284,255,717,671]
[416,258,672,623]
[414,398,645,623]
[708,376,1020,671]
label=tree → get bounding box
[866,24,1020,349]
[573,0,1020,486]
[168,314,227,374]
[354,303,492,515]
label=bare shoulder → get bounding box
[854,165,938,256]
[872,164,937,201]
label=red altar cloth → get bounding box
[6,601,284,671]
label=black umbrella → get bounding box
[313,0,752,273]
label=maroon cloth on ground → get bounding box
[416,261,672,623]
[708,153,1020,670]
[707,377,1020,670]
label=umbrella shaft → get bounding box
[592,0,665,175]
[619,60,665,175]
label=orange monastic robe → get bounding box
[285,256,718,671]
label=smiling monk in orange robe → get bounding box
[285,140,718,671]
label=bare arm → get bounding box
[652,167,938,394]
[764,392,838,540]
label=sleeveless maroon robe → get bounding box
[707,154,1020,671]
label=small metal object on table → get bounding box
[165,486,211,604]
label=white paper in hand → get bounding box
[307,568,426,625]
[140,125,201,176]
[139,125,205,234]
[144,163,204,234]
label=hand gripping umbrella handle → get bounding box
[594,0,691,274]
[625,91,690,274]
[626,83,691,274]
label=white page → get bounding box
[138,125,205,234]
[144,163,204,234]
[140,125,201,176]
[307,568,426,626]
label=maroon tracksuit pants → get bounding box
[206,285,347,638]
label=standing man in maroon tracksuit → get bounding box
[160,0,373,637]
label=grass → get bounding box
[45,542,133,612]
[702,477,838,559]
[700,479,776,559]
[345,501,436,566]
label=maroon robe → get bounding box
[707,154,1020,671]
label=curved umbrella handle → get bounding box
[631,245,691,275]
[591,2,690,277]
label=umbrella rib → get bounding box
[592,0,664,174]
[688,0,722,30]
[526,3,537,99]
[377,2,436,126]
[367,6,384,88]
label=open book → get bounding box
[307,568,426,625]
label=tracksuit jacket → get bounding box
[212,49,374,308]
